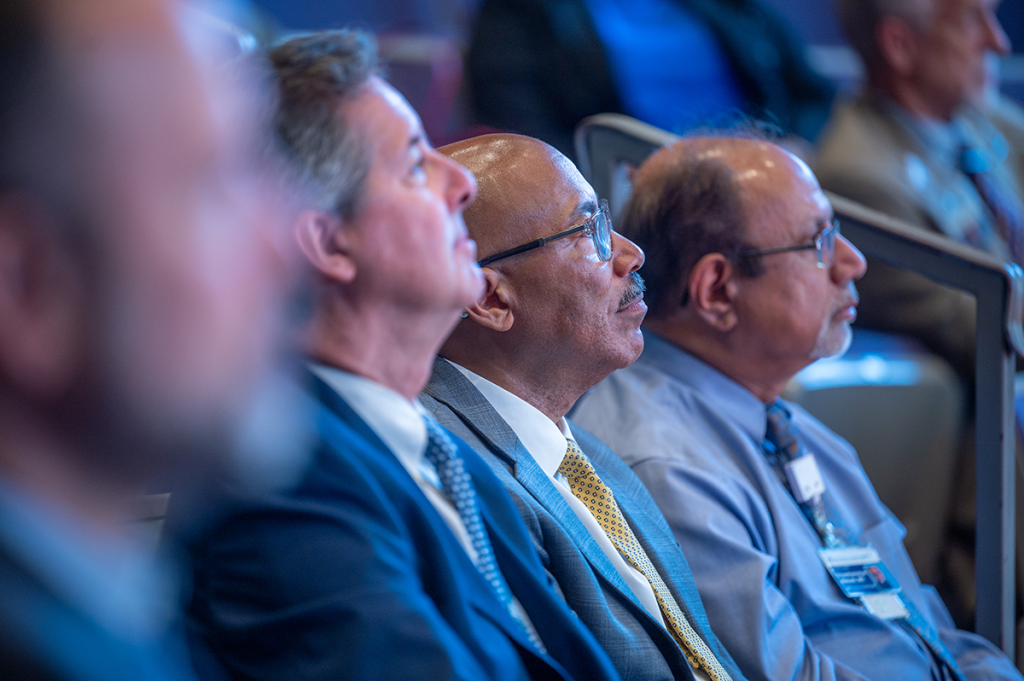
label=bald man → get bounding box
[421,133,746,681]
[573,135,1021,680]
[0,1,288,680]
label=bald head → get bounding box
[624,135,834,318]
[437,133,647,422]
[440,133,596,261]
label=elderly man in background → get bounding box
[815,0,1024,629]
[179,32,620,681]
[815,0,1017,381]
[421,133,746,681]
[0,0,290,679]
[572,135,1022,680]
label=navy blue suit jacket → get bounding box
[180,375,620,681]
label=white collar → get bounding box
[447,361,575,476]
[309,363,429,474]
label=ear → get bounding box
[464,268,515,332]
[292,209,356,284]
[688,253,739,332]
[876,15,919,77]
[0,196,84,397]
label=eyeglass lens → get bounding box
[816,221,840,267]
[594,199,613,261]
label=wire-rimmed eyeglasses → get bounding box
[478,199,613,267]
[738,219,841,269]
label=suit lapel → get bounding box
[424,360,648,612]
[582,432,740,678]
[308,370,556,663]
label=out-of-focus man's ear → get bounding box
[292,209,356,284]
[0,194,85,398]
[464,268,515,332]
[876,15,919,78]
[687,252,739,332]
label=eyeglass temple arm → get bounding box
[477,223,590,267]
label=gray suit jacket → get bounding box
[421,358,746,681]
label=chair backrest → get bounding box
[574,114,678,222]
[575,113,1023,655]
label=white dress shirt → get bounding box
[309,364,478,563]
[450,362,668,628]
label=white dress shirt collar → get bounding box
[448,362,575,473]
[310,363,487,563]
[444,360,674,633]
[309,363,433,482]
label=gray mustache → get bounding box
[619,273,646,309]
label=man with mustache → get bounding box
[421,133,746,681]
[572,136,1021,680]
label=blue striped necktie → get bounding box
[422,417,546,653]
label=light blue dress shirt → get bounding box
[570,331,1021,681]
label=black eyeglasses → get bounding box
[738,219,841,269]
[478,199,613,267]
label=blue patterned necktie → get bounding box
[763,401,966,681]
[959,144,1024,264]
[422,417,546,653]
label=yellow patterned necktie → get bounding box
[558,440,732,681]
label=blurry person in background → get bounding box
[0,0,292,678]
[467,0,834,160]
[815,0,1023,628]
[816,0,1017,383]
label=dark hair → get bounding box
[269,30,379,219]
[620,146,763,318]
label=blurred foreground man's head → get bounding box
[627,136,866,400]
[439,133,646,420]
[0,0,286,493]
[837,0,1010,119]
[0,0,287,677]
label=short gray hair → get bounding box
[268,30,379,219]
[836,0,932,73]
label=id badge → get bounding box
[819,545,909,620]
[784,454,826,503]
